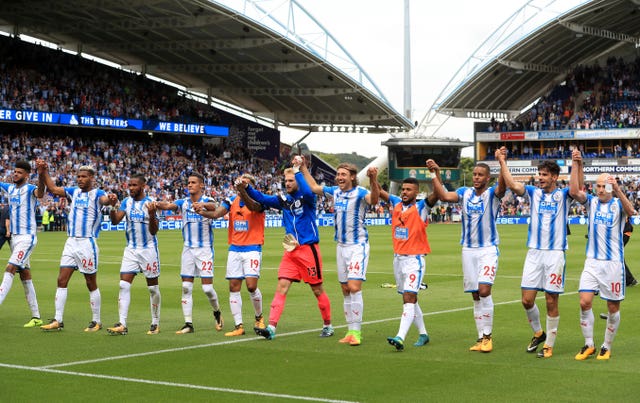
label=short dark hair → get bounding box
[475,162,490,175]
[538,160,560,176]
[15,160,31,172]
[402,177,419,186]
[130,173,146,184]
[189,172,205,183]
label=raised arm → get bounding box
[291,156,315,201]
[611,177,637,217]
[427,159,459,203]
[495,164,506,199]
[234,179,264,212]
[378,183,390,203]
[365,167,380,206]
[35,161,46,199]
[299,156,323,196]
[569,149,587,204]
[36,159,65,197]
[245,185,280,210]
[496,146,525,196]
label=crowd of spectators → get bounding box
[3,128,640,227]
[489,56,640,134]
[0,36,222,125]
[0,131,284,222]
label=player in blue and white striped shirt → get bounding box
[569,149,636,360]
[498,147,570,359]
[155,172,224,335]
[301,160,379,346]
[38,162,117,332]
[431,158,505,353]
[106,174,161,336]
[0,160,45,327]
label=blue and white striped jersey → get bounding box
[585,194,626,262]
[456,186,501,248]
[525,185,570,251]
[323,185,370,245]
[0,182,38,235]
[175,196,214,248]
[66,187,106,238]
[120,196,158,249]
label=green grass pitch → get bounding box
[0,224,638,402]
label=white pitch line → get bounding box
[41,330,307,369]
[42,292,579,369]
[3,292,578,402]
[0,363,358,403]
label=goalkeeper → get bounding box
[243,155,333,340]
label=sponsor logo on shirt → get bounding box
[539,200,558,214]
[394,226,409,240]
[234,220,249,232]
[75,195,90,208]
[466,199,484,215]
[129,209,145,222]
[334,198,348,212]
[594,211,615,226]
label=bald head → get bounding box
[596,173,610,185]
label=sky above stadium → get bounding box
[278,0,527,158]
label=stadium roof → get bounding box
[0,0,412,132]
[440,0,640,117]
[417,0,640,135]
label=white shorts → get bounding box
[60,237,99,274]
[393,254,425,295]
[120,246,160,279]
[521,249,565,293]
[579,258,625,302]
[181,246,214,279]
[9,234,37,270]
[226,250,262,279]
[461,246,498,292]
[336,242,369,283]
